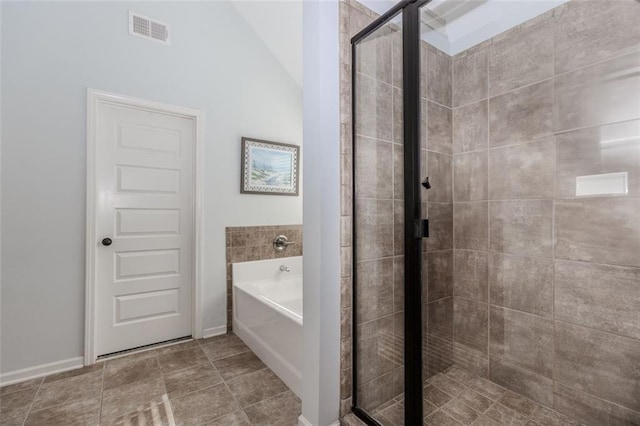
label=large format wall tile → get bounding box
[357,371,397,412]
[488,253,553,318]
[354,18,392,84]
[393,201,404,257]
[555,51,640,132]
[489,200,553,258]
[554,383,640,426]
[427,102,453,155]
[393,256,404,313]
[452,342,488,378]
[489,138,555,200]
[391,29,402,89]
[453,48,488,108]
[355,198,394,261]
[392,87,403,144]
[355,73,393,141]
[393,144,404,200]
[555,0,640,75]
[554,322,640,412]
[490,359,553,408]
[426,46,452,107]
[555,260,640,340]
[554,197,640,268]
[355,258,393,324]
[453,100,488,153]
[490,307,553,377]
[489,80,553,147]
[428,151,452,202]
[426,202,453,252]
[488,18,554,96]
[355,136,393,199]
[427,298,454,376]
[356,315,396,385]
[420,149,429,200]
[420,42,429,99]
[454,298,488,353]
[454,202,488,250]
[348,4,374,38]
[427,250,453,302]
[453,250,488,302]
[555,121,640,198]
[420,97,428,149]
[427,330,454,377]
[454,151,488,202]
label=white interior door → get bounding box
[95,99,195,356]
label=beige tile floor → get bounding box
[344,366,585,426]
[0,334,301,426]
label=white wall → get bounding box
[0,1,302,374]
[232,1,303,86]
[301,0,341,425]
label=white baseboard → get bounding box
[298,416,340,426]
[298,415,313,426]
[202,325,227,339]
[0,357,84,387]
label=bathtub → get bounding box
[232,256,302,397]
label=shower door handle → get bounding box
[415,219,429,239]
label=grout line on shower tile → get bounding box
[551,32,558,400]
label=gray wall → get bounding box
[1,1,302,374]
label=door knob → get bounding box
[102,238,113,246]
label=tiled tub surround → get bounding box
[340,0,640,424]
[225,225,303,331]
[449,1,640,425]
[0,335,301,425]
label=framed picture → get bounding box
[241,137,300,196]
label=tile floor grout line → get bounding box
[98,363,106,426]
[240,388,294,411]
[164,364,272,404]
[220,373,251,425]
[160,359,218,377]
[206,348,252,364]
[20,376,44,426]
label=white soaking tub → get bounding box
[232,256,302,397]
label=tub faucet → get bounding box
[279,265,291,272]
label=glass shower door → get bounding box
[352,9,407,426]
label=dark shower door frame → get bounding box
[351,0,431,424]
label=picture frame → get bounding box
[241,137,300,196]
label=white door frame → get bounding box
[85,89,204,365]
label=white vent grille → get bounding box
[129,11,170,45]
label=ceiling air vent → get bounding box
[129,11,170,45]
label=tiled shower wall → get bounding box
[450,1,640,424]
[341,0,640,424]
[225,225,303,330]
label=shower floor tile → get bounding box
[364,366,585,426]
[0,333,300,426]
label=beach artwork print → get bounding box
[241,138,299,195]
